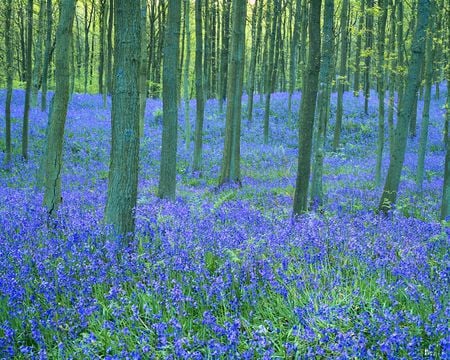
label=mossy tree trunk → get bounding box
[379,0,430,214]
[311,0,334,208]
[158,0,181,199]
[31,0,45,108]
[41,0,53,112]
[183,0,191,150]
[104,0,141,235]
[4,0,13,165]
[43,0,76,215]
[193,0,205,171]
[22,0,33,160]
[333,0,349,151]
[218,0,247,186]
[293,0,322,216]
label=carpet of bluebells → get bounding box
[0,87,448,359]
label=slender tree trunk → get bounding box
[32,0,46,107]
[353,0,364,96]
[247,0,262,122]
[139,0,148,137]
[416,13,434,193]
[158,0,181,199]
[387,0,396,152]
[364,0,374,114]
[218,0,230,112]
[375,0,387,186]
[105,0,141,236]
[218,0,247,186]
[83,1,93,93]
[98,0,106,94]
[22,0,33,160]
[106,0,114,94]
[293,0,322,215]
[4,0,13,165]
[311,0,334,208]
[41,0,53,112]
[396,0,404,117]
[263,1,279,144]
[288,0,301,124]
[183,0,191,150]
[193,0,205,171]
[379,0,430,214]
[333,0,349,151]
[43,0,76,215]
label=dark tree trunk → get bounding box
[105,0,142,236]
[41,0,53,111]
[379,0,430,214]
[43,0,77,215]
[218,0,247,185]
[293,0,322,215]
[22,0,33,160]
[4,0,13,165]
[193,0,205,171]
[158,0,181,199]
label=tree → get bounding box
[41,0,53,111]
[158,0,181,199]
[104,0,141,235]
[31,0,46,108]
[293,0,322,215]
[363,0,374,115]
[333,0,349,151]
[416,11,434,193]
[311,0,334,208]
[379,0,431,214]
[353,0,364,96]
[287,0,302,124]
[22,0,33,160]
[218,0,231,113]
[218,0,247,186]
[139,0,148,137]
[183,0,191,150]
[193,0,205,171]
[247,0,263,122]
[43,0,77,214]
[263,0,280,144]
[375,0,387,186]
[4,0,13,165]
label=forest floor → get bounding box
[0,88,448,358]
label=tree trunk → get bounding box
[31,0,46,107]
[41,0,53,111]
[293,0,321,215]
[218,0,247,186]
[333,0,349,151]
[22,0,33,160]
[193,0,205,171]
[218,0,231,112]
[247,0,263,122]
[158,0,181,199]
[43,0,76,215]
[387,0,396,152]
[364,0,374,114]
[183,0,191,150]
[139,0,148,137]
[375,0,387,186]
[288,0,301,124]
[379,0,430,214]
[353,0,364,96]
[4,0,13,165]
[106,0,114,94]
[416,19,434,193]
[263,1,279,144]
[311,0,334,208]
[105,0,141,236]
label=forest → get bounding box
[0,0,449,358]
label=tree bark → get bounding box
[193,0,205,171]
[158,0,181,199]
[183,0,191,150]
[379,0,430,214]
[4,0,13,165]
[41,0,53,111]
[293,0,322,215]
[22,0,33,160]
[218,0,247,186]
[105,0,142,235]
[43,0,76,215]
